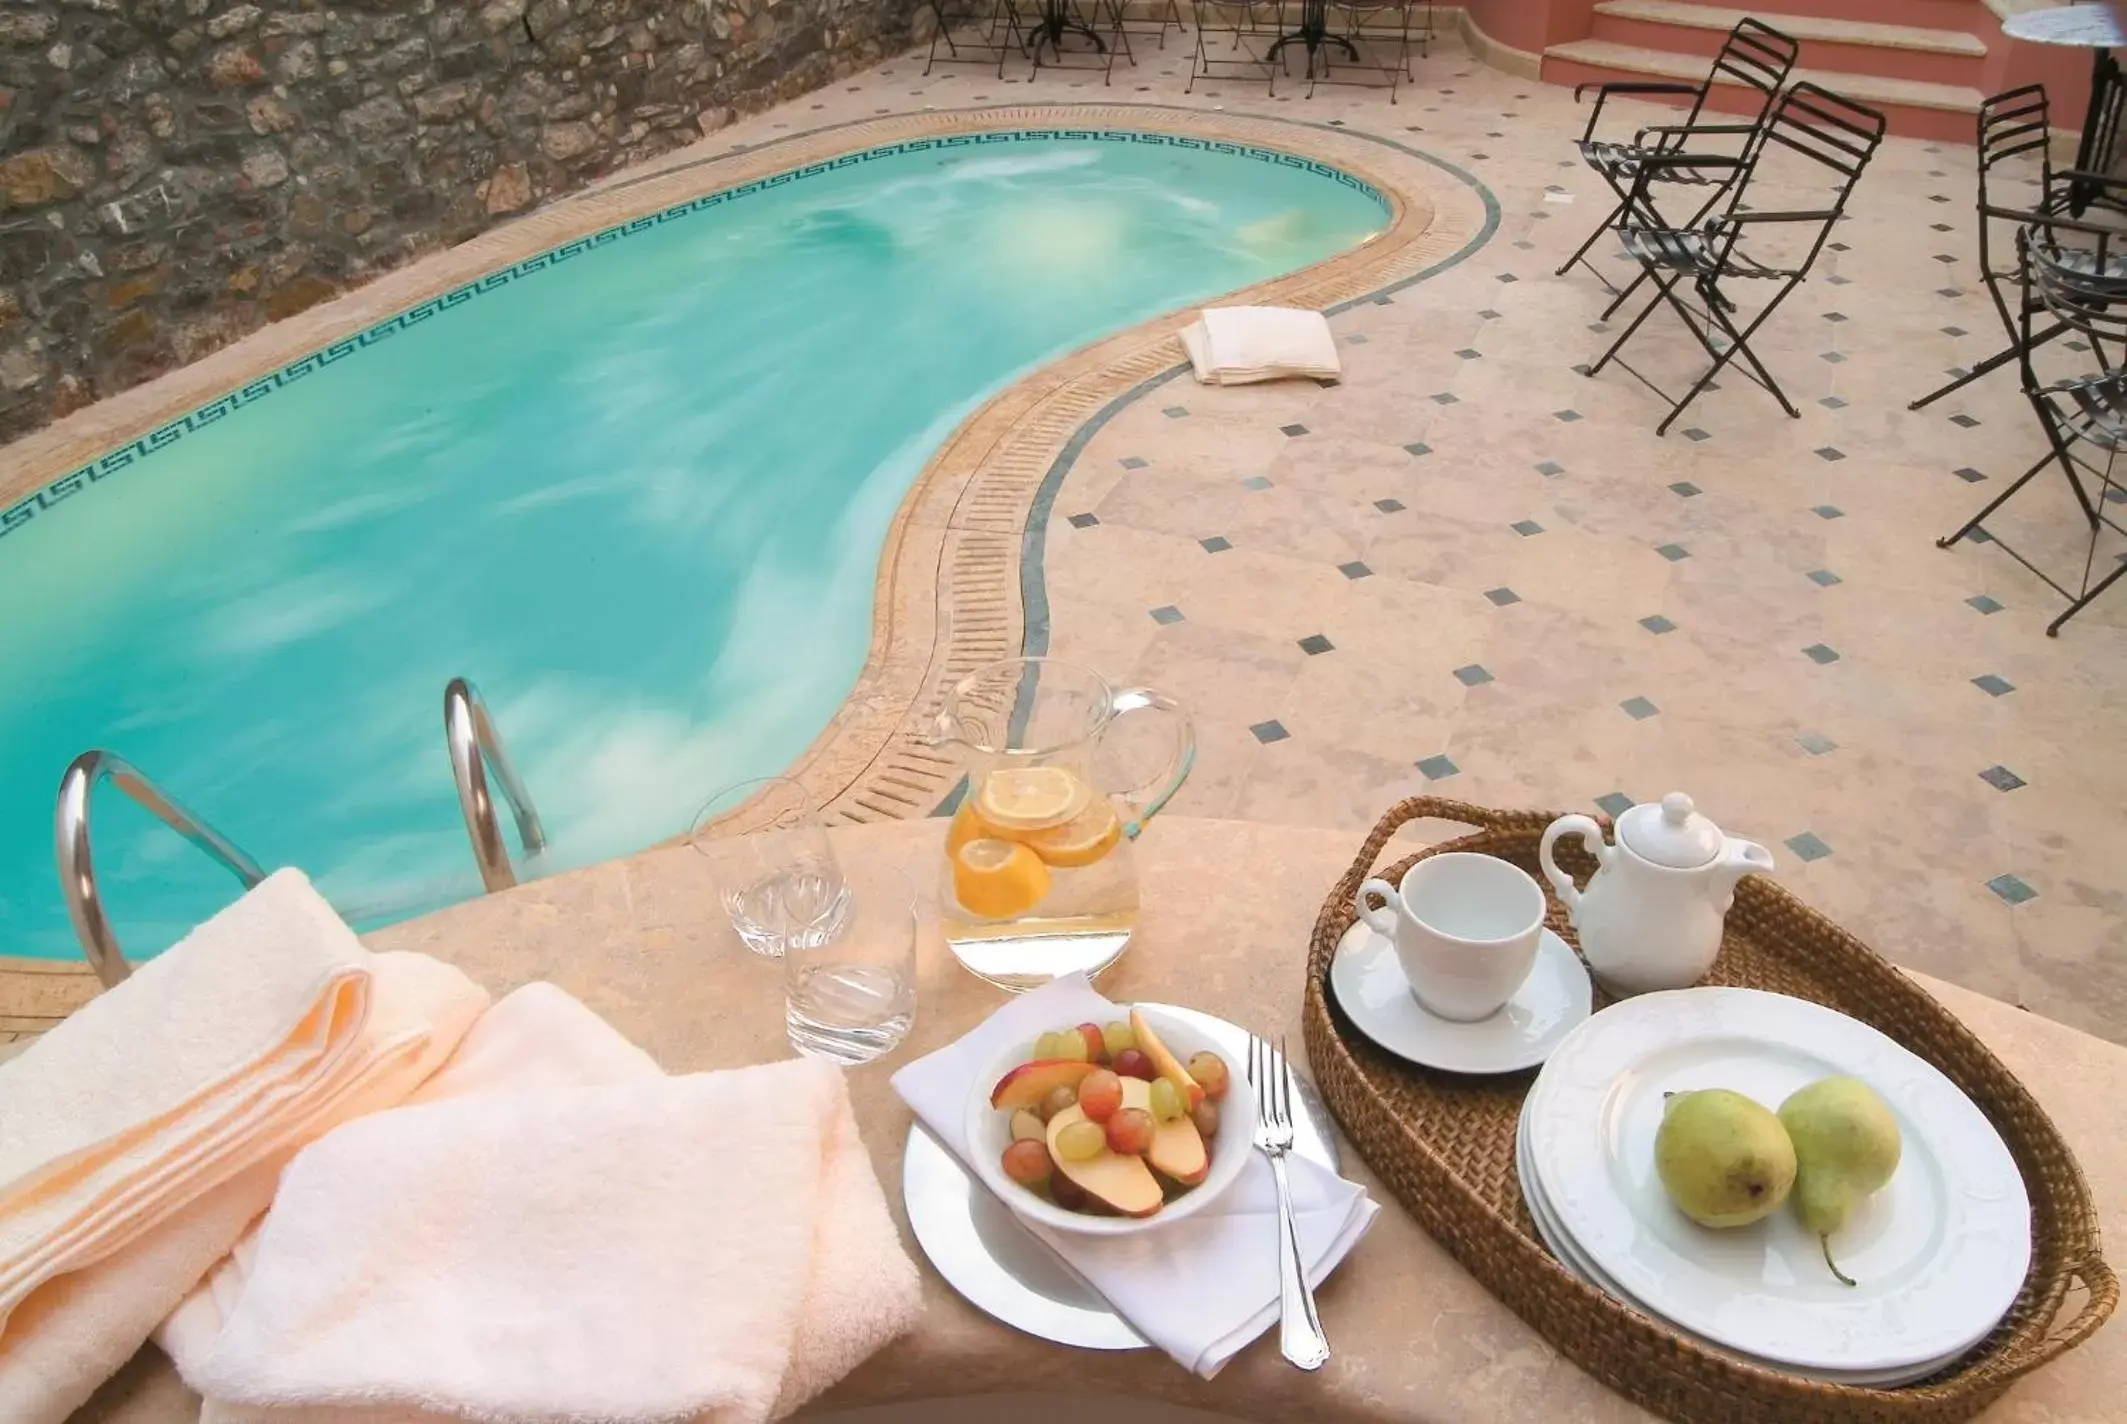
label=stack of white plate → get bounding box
[1516,987,2033,1387]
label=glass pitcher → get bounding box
[932,657,1195,990]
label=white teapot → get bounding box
[1537,793,1774,995]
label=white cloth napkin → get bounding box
[1178,305,1342,385]
[892,976,1377,1377]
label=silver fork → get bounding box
[1248,1033,1331,1371]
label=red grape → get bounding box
[1105,1107,1155,1156]
[1038,1084,1078,1122]
[1001,1139,1051,1186]
[1077,1068,1123,1122]
[1187,1051,1231,1100]
[1112,1049,1155,1080]
[1077,1021,1106,1061]
[1189,1100,1220,1138]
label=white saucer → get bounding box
[1329,920,1592,1074]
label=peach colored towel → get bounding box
[156,981,661,1381]
[0,870,487,1424]
[192,1057,922,1424]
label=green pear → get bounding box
[1654,1089,1797,1228]
[1779,1076,1902,1288]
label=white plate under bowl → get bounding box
[1330,920,1591,1074]
[1515,1101,1971,1388]
[1524,988,2030,1375]
[963,1005,1255,1237]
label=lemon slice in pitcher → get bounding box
[1025,797,1122,868]
[973,767,1092,833]
[953,838,1052,919]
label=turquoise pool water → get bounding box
[0,131,1388,961]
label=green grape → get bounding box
[1148,1077,1184,1122]
[1056,1028,1090,1062]
[1103,1021,1136,1056]
[1009,1109,1047,1143]
[1033,1031,1060,1061]
[1056,1120,1107,1161]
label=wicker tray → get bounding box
[1302,796,2115,1424]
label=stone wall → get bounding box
[0,0,928,445]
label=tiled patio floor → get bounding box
[808,27,2125,1042]
[10,25,2124,1048]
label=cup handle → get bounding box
[1357,877,1400,938]
[1107,686,1196,838]
[1538,814,1607,919]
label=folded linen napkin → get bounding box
[892,975,1378,1377]
[156,980,659,1383]
[1179,305,1342,386]
[0,870,487,1424]
[191,1057,922,1424]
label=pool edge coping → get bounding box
[0,104,1495,1020]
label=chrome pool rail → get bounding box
[444,676,547,893]
[55,750,268,988]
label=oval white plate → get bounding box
[1330,920,1591,1074]
[1525,988,2030,1374]
[1515,1102,1971,1387]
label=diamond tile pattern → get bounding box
[1595,792,1634,818]
[1416,754,1459,781]
[1250,720,1289,744]
[1454,664,1493,686]
[1786,832,1833,863]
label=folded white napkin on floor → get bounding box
[892,975,1377,1378]
[191,1057,922,1424]
[1179,305,1342,385]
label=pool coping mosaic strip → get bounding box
[0,104,1491,1008]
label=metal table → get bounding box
[1026,0,1105,60]
[1267,0,1358,76]
[2004,3,2127,212]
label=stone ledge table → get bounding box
[78,817,2125,1422]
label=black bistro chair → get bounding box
[923,0,1027,78]
[1185,1,1279,94]
[1586,82,1888,437]
[1555,18,1798,294]
[1937,213,2127,635]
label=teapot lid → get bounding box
[1616,792,1724,869]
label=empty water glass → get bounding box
[690,777,849,957]
[785,862,918,1066]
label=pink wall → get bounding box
[1461,0,1596,55]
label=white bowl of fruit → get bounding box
[966,1006,1250,1234]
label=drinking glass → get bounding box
[785,862,919,1066]
[689,777,848,958]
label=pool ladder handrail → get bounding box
[444,676,547,893]
[55,750,268,988]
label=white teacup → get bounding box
[1357,852,1546,1022]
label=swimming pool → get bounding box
[0,129,1389,961]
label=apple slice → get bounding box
[990,1059,1099,1111]
[1128,1008,1204,1111]
[1045,1103,1163,1217]
[1120,1076,1209,1187]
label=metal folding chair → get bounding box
[1937,213,2127,635]
[1023,0,1132,83]
[1186,0,1279,94]
[1911,87,2061,411]
[923,0,1027,78]
[1586,82,1888,437]
[1115,0,1186,51]
[1555,18,1798,295]
[1298,2,1426,103]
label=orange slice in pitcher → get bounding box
[946,799,1002,857]
[973,766,1092,833]
[953,838,1052,920]
[1025,797,1122,869]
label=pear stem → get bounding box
[1820,1234,1857,1288]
